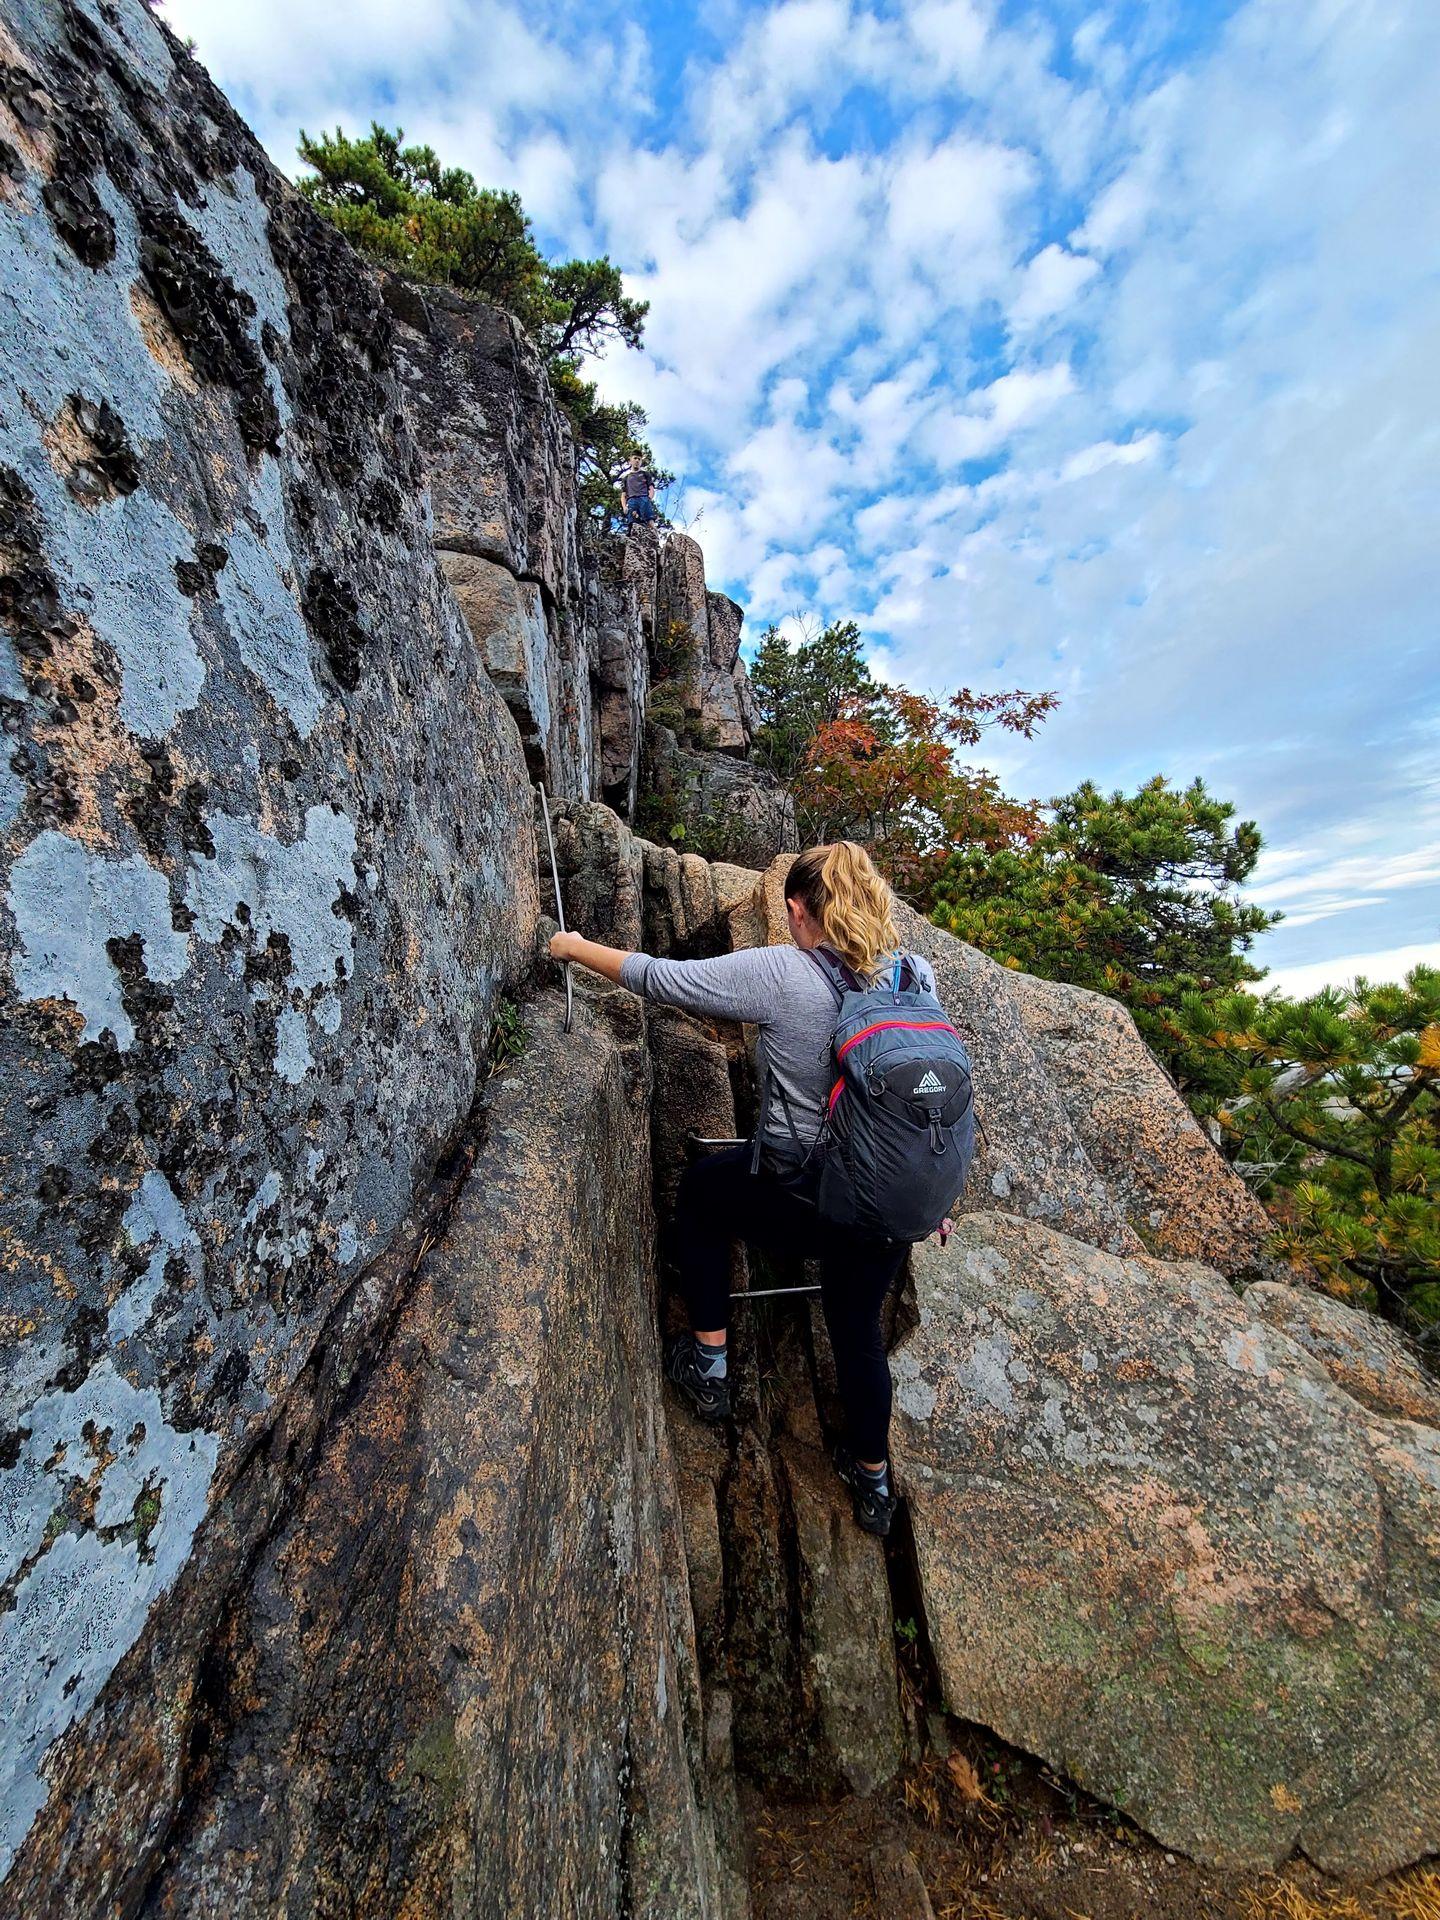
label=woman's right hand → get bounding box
[549,929,581,963]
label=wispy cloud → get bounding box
[169,0,1440,988]
[1264,942,1440,1002]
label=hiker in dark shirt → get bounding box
[618,451,656,527]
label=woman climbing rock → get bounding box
[547,841,974,1538]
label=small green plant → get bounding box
[133,1483,162,1553]
[487,997,527,1076]
[893,1615,919,1647]
[644,685,687,738]
[653,618,693,683]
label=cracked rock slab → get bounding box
[892,1210,1440,1875]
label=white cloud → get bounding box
[1072,163,1153,255]
[1009,243,1100,330]
[173,0,1440,981]
[1058,432,1161,483]
[166,0,466,88]
[885,133,1035,293]
[913,358,1074,467]
[1263,943,1440,1000]
[904,0,990,82]
[696,0,857,156]
[166,0,643,192]
[1250,846,1440,909]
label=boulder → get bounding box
[656,532,710,717]
[590,534,649,816]
[552,800,645,951]
[699,596,751,752]
[0,0,534,1895]
[701,661,748,752]
[623,521,661,643]
[1244,1281,1440,1427]
[387,282,612,805]
[733,660,758,739]
[705,590,744,671]
[711,862,764,919]
[891,1211,1440,1875]
[643,841,690,953]
[390,295,777,819]
[646,730,797,869]
[681,851,719,933]
[1004,968,1276,1279]
[439,550,551,772]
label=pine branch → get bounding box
[1259,1098,1376,1173]
[1375,1070,1431,1132]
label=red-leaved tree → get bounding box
[798,684,1056,905]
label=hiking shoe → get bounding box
[834,1446,897,1537]
[664,1333,731,1423]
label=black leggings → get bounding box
[671,1145,907,1463]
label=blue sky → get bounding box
[168,0,1440,993]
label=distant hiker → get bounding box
[618,451,656,527]
[548,842,974,1538]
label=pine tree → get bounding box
[749,620,878,784]
[297,126,552,331]
[932,777,1277,1096]
[1178,969,1440,1337]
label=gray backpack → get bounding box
[760,948,976,1242]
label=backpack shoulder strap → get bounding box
[804,946,858,1004]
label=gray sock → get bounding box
[856,1459,890,1495]
[695,1336,727,1380]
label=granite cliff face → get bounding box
[0,0,543,1898]
[1,4,1437,1916]
[382,275,794,862]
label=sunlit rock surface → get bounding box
[892,1213,1440,1875]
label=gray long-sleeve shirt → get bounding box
[620,943,937,1145]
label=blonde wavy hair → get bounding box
[785,842,899,980]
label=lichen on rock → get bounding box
[0,0,535,1895]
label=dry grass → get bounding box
[1242,1887,1377,1920]
[1242,1871,1440,1920]
[1386,1870,1440,1920]
[903,1769,944,1827]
